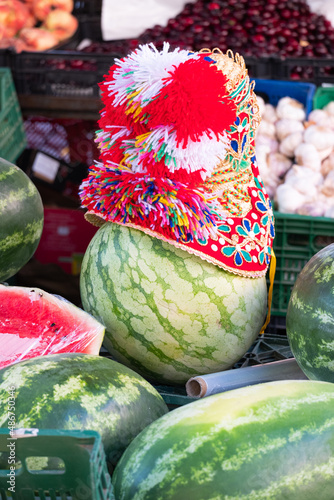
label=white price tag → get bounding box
[32,152,60,183]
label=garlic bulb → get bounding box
[267,152,292,178]
[294,142,321,171]
[308,108,334,129]
[254,90,334,212]
[262,174,282,200]
[256,120,277,139]
[263,103,278,123]
[284,165,323,197]
[308,108,327,123]
[324,101,334,117]
[275,119,304,142]
[255,133,279,153]
[325,205,334,218]
[255,144,270,178]
[322,170,334,197]
[297,201,327,217]
[276,97,306,122]
[279,132,303,158]
[318,146,333,162]
[303,125,334,151]
[275,183,307,214]
[256,95,266,117]
[321,151,334,177]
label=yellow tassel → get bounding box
[260,249,276,335]
[135,132,151,146]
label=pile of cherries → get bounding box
[80,0,334,80]
[138,0,334,58]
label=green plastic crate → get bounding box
[0,429,114,500]
[155,385,197,410]
[313,85,334,110]
[271,211,334,315]
[0,68,26,164]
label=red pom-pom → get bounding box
[142,56,237,146]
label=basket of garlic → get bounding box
[255,79,334,217]
[254,79,334,316]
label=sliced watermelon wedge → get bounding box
[0,285,105,369]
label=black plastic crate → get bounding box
[12,50,118,98]
[233,334,291,369]
[73,0,102,15]
[273,56,334,86]
[265,315,287,336]
[154,333,292,408]
[77,15,103,41]
[243,56,274,80]
[0,50,10,69]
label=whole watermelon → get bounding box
[286,243,334,382]
[0,353,168,465]
[113,379,334,500]
[80,223,267,385]
[0,157,44,282]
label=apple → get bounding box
[42,8,78,41]
[0,36,29,52]
[19,27,59,51]
[32,0,73,21]
[0,0,32,37]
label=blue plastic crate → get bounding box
[253,78,316,117]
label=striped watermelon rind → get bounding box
[80,223,268,385]
[112,379,334,500]
[286,243,334,382]
[0,158,44,282]
[0,353,169,465]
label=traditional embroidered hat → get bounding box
[80,42,275,278]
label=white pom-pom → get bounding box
[108,42,199,107]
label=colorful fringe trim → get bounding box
[79,163,217,241]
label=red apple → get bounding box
[42,8,78,41]
[32,0,73,21]
[0,0,32,37]
[19,26,59,51]
[0,35,29,52]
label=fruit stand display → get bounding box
[1,0,334,497]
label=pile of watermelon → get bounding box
[0,158,169,474]
[0,157,43,283]
[2,154,334,497]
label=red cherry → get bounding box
[208,2,220,10]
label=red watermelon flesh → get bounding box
[0,285,105,369]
